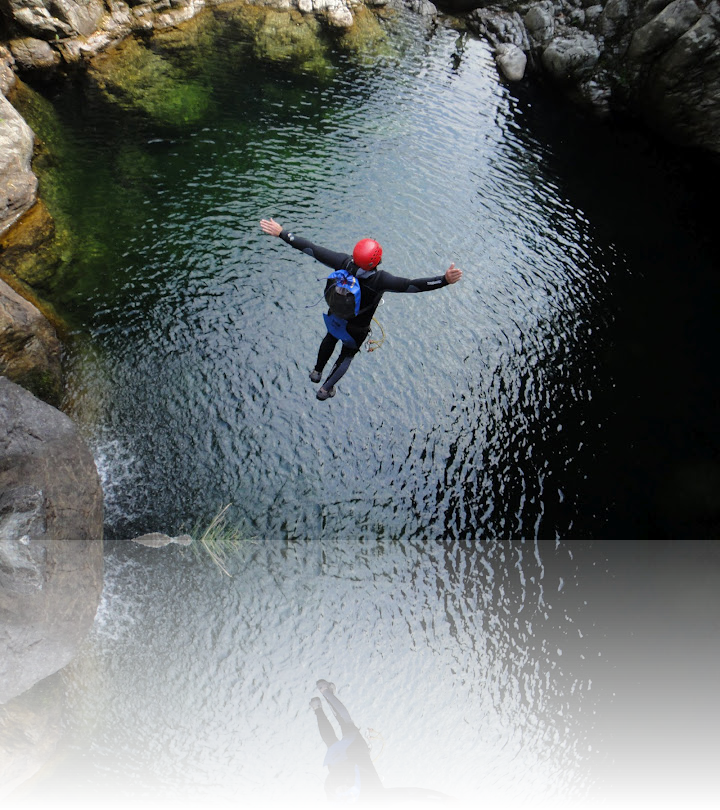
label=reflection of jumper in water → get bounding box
[312,680,454,805]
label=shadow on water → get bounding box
[500,84,720,539]
[4,7,720,810]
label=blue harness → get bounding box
[323,312,357,348]
[323,731,357,768]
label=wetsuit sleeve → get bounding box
[367,788,449,810]
[279,229,351,271]
[375,270,449,293]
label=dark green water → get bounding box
[9,7,720,809]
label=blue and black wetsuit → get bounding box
[315,692,449,810]
[279,229,449,392]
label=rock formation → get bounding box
[454,1,720,153]
[0,376,104,706]
[0,278,63,405]
[0,90,36,238]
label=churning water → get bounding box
[9,6,719,810]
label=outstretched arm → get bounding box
[377,263,463,293]
[260,218,351,270]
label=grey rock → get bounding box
[469,8,530,50]
[0,46,15,95]
[0,280,63,406]
[400,0,437,16]
[599,0,630,39]
[524,3,555,45]
[584,5,603,26]
[0,94,37,238]
[542,29,600,82]
[643,13,720,150]
[5,0,106,41]
[495,42,528,81]
[129,532,193,547]
[0,377,104,705]
[8,37,61,73]
[628,0,702,60]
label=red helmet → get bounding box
[352,238,382,271]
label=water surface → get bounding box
[9,6,720,810]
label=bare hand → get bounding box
[260,218,283,237]
[445,263,462,284]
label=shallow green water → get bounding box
[9,5,720,809]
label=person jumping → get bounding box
[260,218,462,401]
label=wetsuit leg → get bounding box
[313,705,339,748]
[322,691,359,738]
[322,345,358,390]
[315,333,338,375]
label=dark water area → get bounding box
[6,7,720,809]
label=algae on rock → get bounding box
[87,36,212,129]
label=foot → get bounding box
[317,679,336,694]
[310,697,322,710]
[316,386,336,401]
[309,369,321,383]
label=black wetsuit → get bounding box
[315,692,449,810]
[279,229,449,391]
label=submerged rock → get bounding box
[87,35,212,128]
[0,377,104,705]
[129,532,193,547]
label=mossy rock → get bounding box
[0,201,62,289]
[338,6,392,59]
[88,36,212,129]
[8,81,81,290]
[253,10,332,75]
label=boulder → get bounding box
[4,0,107,40]
[0,377,104,706]
[8,36,62,74]
[524,2,555,46]
[0,279,63,406]
[129,532,193,547]
[542,29,600,83]
[0,93,37,238]
[628,0,702,61]
[599,0,630,40]
[495,42,527,81]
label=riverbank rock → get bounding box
[0,377,104,706]
[0,92,36,238]
[0,46,15,94]
[462,0,720,154]
[495,41,528,80]
[0,672,65,800]
[0,278,62,406]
